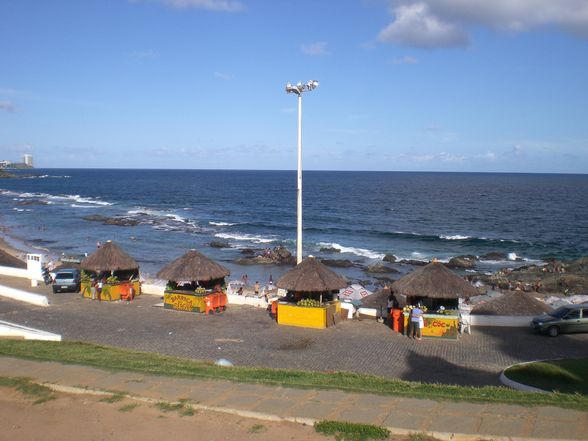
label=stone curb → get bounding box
[500,360,550,393]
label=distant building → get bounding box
[0,160,11,169]
[23,154,33,167]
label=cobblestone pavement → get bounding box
[1,275,587,387]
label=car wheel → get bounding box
[547,326,559,337]
[52,287,58,294]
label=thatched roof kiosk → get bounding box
[157,249,230,283]
[471,291,553,316]
[392,261,478,305]
[80,240,139,274]
[276,257,347,293]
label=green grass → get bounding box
[155,399,194,416]
[0,376,56,404]
[248,423,267,434]
[504,358,588,394]
[315,420,390,441]
[0,340,587,411]
[118,403,140,412]
[99,392,126,403]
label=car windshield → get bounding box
[550,307,571,318]
[55,273,74,280]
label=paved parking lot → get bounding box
[1,275,587,387]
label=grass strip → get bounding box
[0,340,587,410]
[0,376,56,404]
[315,420,390,441]
[504,359,588,394]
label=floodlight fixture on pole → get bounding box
[285,80,319,264]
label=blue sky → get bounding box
[1,0,587,173]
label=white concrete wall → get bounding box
[0,320,61,341]
[470,315,534,327]
[0,265,30,279]
[0,284,49,307]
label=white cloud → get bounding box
[300,41,330,56]
[378,2,468,49]
[132,0,244,12]
[391,55,418,64]
[214,71,234,81]
[378,0,588,49]
[0,101,16,113]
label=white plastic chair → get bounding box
[460,313,471,334]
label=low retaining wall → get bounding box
[0,265,30,280]
[227,293,268,308]
[469,315,533,327]
[0,320,61,341]
[0,284,49,307]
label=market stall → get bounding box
[157,249,230,314]
[275,257,347,329]
[392,261,479,339]
[80,240,141,302]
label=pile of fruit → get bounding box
[297,298,321,307]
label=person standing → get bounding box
[254,281,260,296]
[411,303,424,340]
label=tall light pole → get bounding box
[285,80,319,264]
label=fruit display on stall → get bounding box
[297,298,321,307]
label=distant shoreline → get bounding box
[3,167,587,176]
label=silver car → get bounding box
[531,303,588,337]
[52,269,81,293]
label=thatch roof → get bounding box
[0,249,26,269]
[392,261,478,299]
[80,241,139,272]
[471,291,554,316]
[276,257,347,292]
[157,249,230,282]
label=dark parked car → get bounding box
[52,268,81,293]
[531,303,588,337]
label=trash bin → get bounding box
[391,308,404,333]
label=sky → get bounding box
[1,0,587,173]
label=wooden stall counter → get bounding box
[277,301,341,329]
[403,312,460,339]
[81,280,141,302]
[164,290,227,314]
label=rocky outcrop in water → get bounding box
[382,254,397,263]
[209,241,230,248]
[320,259,355,268]
[234,245,296,265]
[477,257,588,295]
[82,215,139,227]
[448,255,477,269]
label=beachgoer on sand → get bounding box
[254,281,260,296]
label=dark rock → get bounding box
[382,254,397,263]
[17,200,49,206]
[234,245,296,265]
[399,259,428,266]
[319,246,340,253]
[448,255,476,269]
[209,241,230,248]
[320,259,354,268]
[240,248,257,255]
[364,263,399,274]
[0,170,16,178]
[480,252,507,261]
[82,215,139,227]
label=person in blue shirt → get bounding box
[411,303,424,340]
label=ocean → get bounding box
[1,169,587,288]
